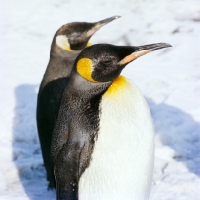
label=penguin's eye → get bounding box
[100,60,113,68]
[103,60,112,64]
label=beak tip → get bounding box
[97,15,121,25]
[106,15,121,23]
[165,43,173,48]
[113,15,121,19]
[151,43,173,51]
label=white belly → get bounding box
[79,76,154,200]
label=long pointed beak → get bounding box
[119,43,172,65]
[87,15,121,37]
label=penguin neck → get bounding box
[65,74,130,103]
[41,43,80,89]
[66,71,111,102]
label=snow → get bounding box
[0,0,200,199]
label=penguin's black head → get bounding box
[55,16,120,51]
[76,43,172,83]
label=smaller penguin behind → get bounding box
[51,43,172,200]
[36,16,120,189]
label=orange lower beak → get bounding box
[119,43,172,65]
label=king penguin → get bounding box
[51,43,172,200]
[36,16,120,189]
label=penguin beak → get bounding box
[119,43,172,65]
[87,15,121,37]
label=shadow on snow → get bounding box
[149,99,200,176]
[12,84,55,200]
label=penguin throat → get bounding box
[105,75,128,96]
[56,35,92,52]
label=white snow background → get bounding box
[0,0,200,199]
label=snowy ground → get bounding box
[0,0,200,199]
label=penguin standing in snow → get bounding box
[51,43,172,199]
[36,16,120,189]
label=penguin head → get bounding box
[76,43,172,83]
[55,16,120,51]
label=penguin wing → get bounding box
[51,109,94,200]
[51,110,80,199]
[53,139,80,199]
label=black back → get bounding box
[36,77,69,188]
[36,43,79,188]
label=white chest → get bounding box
[79,76,154,200]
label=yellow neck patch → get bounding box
[56,35,92,52]
[105,75,128,96]
[86,42,92,47]
[77,58,98,82]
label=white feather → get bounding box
[79,76,154,200]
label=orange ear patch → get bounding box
[77,58,97,82]
[56,35,75,52]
